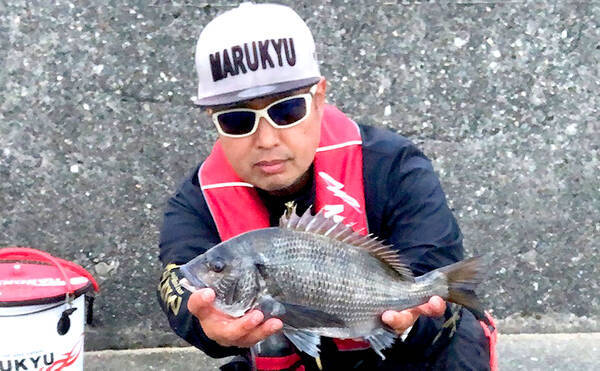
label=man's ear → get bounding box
[314,76,327,107]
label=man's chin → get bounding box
[257,181,293,193]
[252,175,297,194]
[258,174,311,197]
[247,167,310,196]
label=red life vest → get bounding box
[199,104,372,357]
[199,104,368,240]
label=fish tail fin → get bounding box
[437,256,490,324]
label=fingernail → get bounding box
[270,321,282,331]
[382,312,394,323]
[251,311,262,323]
[200,290,212,301]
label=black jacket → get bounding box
[158,124,477,364]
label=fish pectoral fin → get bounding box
[280,301,346,329]
[283,328,321,358]
[256,296,286,320]
[257,296,345,328]
[365,327,398,360]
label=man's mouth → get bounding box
[255,159,287,174]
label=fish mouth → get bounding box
[179,265,207,292]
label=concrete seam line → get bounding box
[87,347,201,355]
[86,333,600,355]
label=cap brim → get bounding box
[194,77,321,108]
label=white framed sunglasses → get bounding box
[211,85,318,138]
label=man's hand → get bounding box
[188,288,283,348]
[381,296,446,335]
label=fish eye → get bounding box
[209,258,226,273]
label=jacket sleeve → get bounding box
[361,125,464,349]
[361,126,464,272]
[157,170,246,358]
[382,143,463,274]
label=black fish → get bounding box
[180,207,487,358]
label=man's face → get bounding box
[210,78,327,193]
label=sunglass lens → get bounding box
[267,97,307,126]
[216,111,256,135]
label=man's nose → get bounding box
[254,116,280,148]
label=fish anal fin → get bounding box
[365,327,398,360]
[283,328,321,358]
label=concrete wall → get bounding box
[1,1,598,350]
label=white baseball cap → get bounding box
[194,2,321,107]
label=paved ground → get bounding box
[85,333,600,370]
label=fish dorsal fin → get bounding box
[279,205,415,282]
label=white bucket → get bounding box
[0,247,98,371]
[0,296,86,370]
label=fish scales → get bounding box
[180,207,488,359]
[265,233,400,317]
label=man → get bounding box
[158,3,495,370]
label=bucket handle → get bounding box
[0,247,99,293]
[49,255,99,292]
